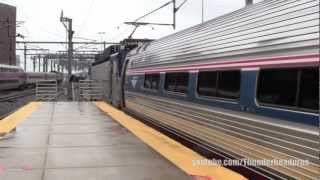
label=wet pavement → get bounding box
[0,102,190,180]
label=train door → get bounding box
[120,59,130,108]
[104,61,112,102]
[111,58,121,108]
[91,61,113,102]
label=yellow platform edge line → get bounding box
[95,101,247,180]
[0,102,42,134]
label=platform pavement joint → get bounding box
[0,102,191,180]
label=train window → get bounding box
[197,70,240,100]
[144,74,152,89]
[165,72,189,94]
[298,68,319,110]
[258,69,298,107]
[217,71,241,99]
[151,74,160,90]
[257,67,319,112]
[197,71,217,97]
[176,72,189,93]
[165,73,176,92]
[144,74,160,90]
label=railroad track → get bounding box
[0,89,35,102]
[0,89,36,120]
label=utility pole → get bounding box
[23,45,27,71]
[38,55,41,72]
[60,11,74,99]
[16,47,50,72]
[50,60,53,72]
[45,57,48,72]
[202,0,204,23]
[57,62,60,72]
[43,57,46,72]
[46,58,49,72]
[32,56,36,72]
[173,0,176,29]
[98,32,106,51]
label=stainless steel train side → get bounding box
[91,52,126,107]
[91,60,112,102]
[122,0,320,179]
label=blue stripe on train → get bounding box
[125,72,318,127]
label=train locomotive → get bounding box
[91,0,319,179]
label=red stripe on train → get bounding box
[127,54,320,74]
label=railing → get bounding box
[36,80,58,101]
[74,80,103,101]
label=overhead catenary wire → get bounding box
[176,0,188,11]
[78,0,95,35]
[110,26,133,41]
[124,0,189,38]
[134,0,173,22]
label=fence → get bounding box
[36,80,58,101]
[73,80,103,101]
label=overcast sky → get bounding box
[0,0,262,70]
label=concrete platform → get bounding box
[0,102,191,180]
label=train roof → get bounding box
[127,0,319,69]
[26,72,57,75]
[0,64,22,69]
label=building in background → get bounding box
[0,3,16,65]
[16,55,20,66]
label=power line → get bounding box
[78,0,95,35]
[124,0,189,38]
[134,1,173,22]
[16,41,118,44]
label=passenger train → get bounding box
[0,64,63,90]
[0,64,27,90]
[91,0,319,179]
[26,72,63,85]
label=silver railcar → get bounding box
[123,0,319,179]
